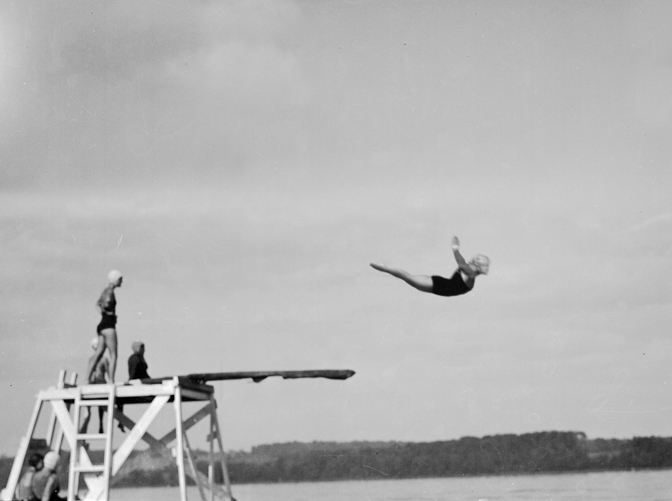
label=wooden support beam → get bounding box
[110,396,170,476]
[112,409,164,450]
[183,432,207,501]
[174,381,188,501]
[159,402,213,446]
[210,399,233,500]
[49,401,98,493]
[45,371,67,446]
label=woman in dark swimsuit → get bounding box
[370,236,489,296]
[87,270,122,383]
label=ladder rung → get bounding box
[78,399,112,407]
[74,464,106,473]
[76,433,108,441]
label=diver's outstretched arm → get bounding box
[451,236,475,277]
[370,263,433,293]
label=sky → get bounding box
[1,0,671,457]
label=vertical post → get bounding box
[102,384,116,501]
[210,399,233,500]
[208,400,215,501]
[46,371,67,446]
[183,432,207,501]
[173,378,188,501]
[52,372,77,453]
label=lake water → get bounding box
[108,469,672,501]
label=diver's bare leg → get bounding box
[86,335,106,382]
[370,263,433,293]
[79,408,92,434]
[101,329,118,383]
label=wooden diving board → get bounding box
[142,369,356,384]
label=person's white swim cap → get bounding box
[471,254,490,275]
[43,451,59,471]
[91,337,100,350]
[108,269,123,283]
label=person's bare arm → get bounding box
[452,236,475,277]
[102,358,110,383]
[41,475,57,501]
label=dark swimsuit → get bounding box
[431,270,472,297]
[97,314,117,333]
[96,285,117,333]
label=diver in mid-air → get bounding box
[370,236,489,297]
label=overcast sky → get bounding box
[1,0,671,456]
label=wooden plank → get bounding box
[147,369,356,384]
[174,382,188,501]
[50,400,78,450]
[112,409,163,450]
[208,402,215,501]
[211,401,233,500]
[159,402,213,446]
[45,371,67,446]
[111,395,170,476]
[102,385,116,501]
[182,432,207,501]
[39,384,175,402]
[50,401,97,494]
[180,388,212,401]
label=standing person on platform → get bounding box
[31,451,63,501]
[87,270,122,383]
[80,337,110,434]
[117,341,151,433]
[15,453,43,501]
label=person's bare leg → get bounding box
[98,407,106,434]
[117,403,125,432]
[101,329,118,383]
[370,263,433,293]
[86,335,106,382]
[79,408,91,434]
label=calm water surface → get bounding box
[109,469,672,501]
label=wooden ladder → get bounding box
[67,384,116,501]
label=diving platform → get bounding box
[1,369,355,501]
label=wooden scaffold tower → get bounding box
[0,369,355,501]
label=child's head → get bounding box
[470,254,490,275]
[91,337,100,351]
[28,453,43,469]
[43,451,59,471]
[132,341,145,355]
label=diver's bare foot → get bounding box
[370,263,389,272]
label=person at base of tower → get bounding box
[370,236,489,296]
[15,453,43,501]
[87,269,122,383]
[31,451,63,501]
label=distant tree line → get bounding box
[225,432,672,483]
[2,432,672,488]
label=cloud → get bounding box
[0,0,309,190]
[630,212,672,231]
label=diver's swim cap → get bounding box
[108,269,123,284]
[471,254,490,275]
[91,337,100,350]
[43,451,60,471]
